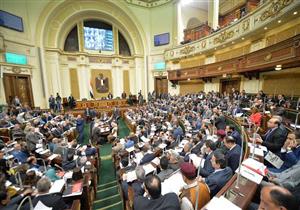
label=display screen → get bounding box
[0,10,24,32]
[5,52,27,65]
[154,33,169,46]
[83,26,113,51]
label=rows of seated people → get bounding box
[111,90,299,210]
[0,106,100,209]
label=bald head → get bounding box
[144,175,161,199]
[259,186,298,210]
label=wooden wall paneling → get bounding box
[179,80,204,95]
[69,69,80,99]
[123,70,130,95]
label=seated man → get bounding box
[258,186,298,210]
[268,131,300,173]
[22,177,67,210]
[122,166,145,201]
[199,140,215,177]
[0,188,32,210]
[255,117,286,154]
[225,125,242,146]
[11,143,28,163]
[201,151,233,197]
[224,136,242,172]
[157,156,173,182]
[133,175,180,210]
[180,162,210,210]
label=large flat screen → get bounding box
[84,27,113,51]
[5,52,27,65]
[0,10,24,32]
[154,33,169,46]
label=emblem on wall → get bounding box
[95,73,109,93]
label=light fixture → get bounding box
[264,27,268,30]
[242,37,245,40]
[276,64,282,68]
[278,20,282,23]
[294,11,298,15]
[275,67,282,71]
[214,47,217,50]
[232,41,235,44]
[234,18,238,22]
[187,78,191,81]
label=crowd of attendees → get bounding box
[111,89,300,210]
[0,88,300,210]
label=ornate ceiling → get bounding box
[124,0,173,8]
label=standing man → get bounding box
[49,95,55,110]
[76,115,85,144]
[55,93,62,112]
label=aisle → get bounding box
[92,119,130,210]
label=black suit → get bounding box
[133,193,180,210]
[262,127,286,153]
[225,144,241,172]
[22,193,66,210]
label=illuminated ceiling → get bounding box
[124,0,173,8]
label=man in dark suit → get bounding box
[256,117,286,154]
[226,125,242,146]
[224,136,242,172]
[133,175,180,210]
[199,140,216,177]
[22,177,66,210]
[76,115,85,144]
[202,151,233,197]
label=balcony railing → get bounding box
[165,0,300,61]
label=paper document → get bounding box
[141,136,150,143]
[49,179,65,193]
[205,196,241,210]
[265,151,284,169]
[143,163,156,175]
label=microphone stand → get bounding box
[297,98,300,111]
[194,157,204,210]
[17,195,33,210]
[235,126,244,189]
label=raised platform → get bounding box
[75,99,128,109]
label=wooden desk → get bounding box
[75,99,128,109]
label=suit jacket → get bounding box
[140,153,156,165]
[133,193,180,210]
[205,167,233,197]
[262,127,286,153]
[0,194,24,210]
[21,193,66,210]
[225,145,241,172]
[214,115,226,130]
[200,152,214,177]
[231,130,242,146]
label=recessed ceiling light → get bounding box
[275,67,282,71]
[294,11,298,15]
[187,78,191,81]
[276,64,282,68]
[264,27,268,30]
[278,20,281,23]
[242,37,245,40]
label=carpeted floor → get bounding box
[90,118,130,210]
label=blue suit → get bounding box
[76,118,85,144]
[269,146,300,173]
[205,167,233,197]
[225,144,242,172]
[173,126,183,140]
[200,152,214,177]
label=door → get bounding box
[155,77,168,97]
[3,74,34,107]
[220,79,241,94]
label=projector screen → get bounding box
[84,27,114,51]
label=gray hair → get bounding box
[135,166,145,180]
[37,177,51,193]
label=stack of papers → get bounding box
[158,143,167,150]
[189,154,204,168]
[125,170,137,182]
[48,154,59,161]
[161,171,185,195]
[205,196,241,210]
[248,143,267,157]
[237,158,267,184]
[141,136,150,143]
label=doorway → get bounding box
[220,78,241,94]
[3,73,34,107]
[155,77,168,97]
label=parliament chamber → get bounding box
[0,0,300,210]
